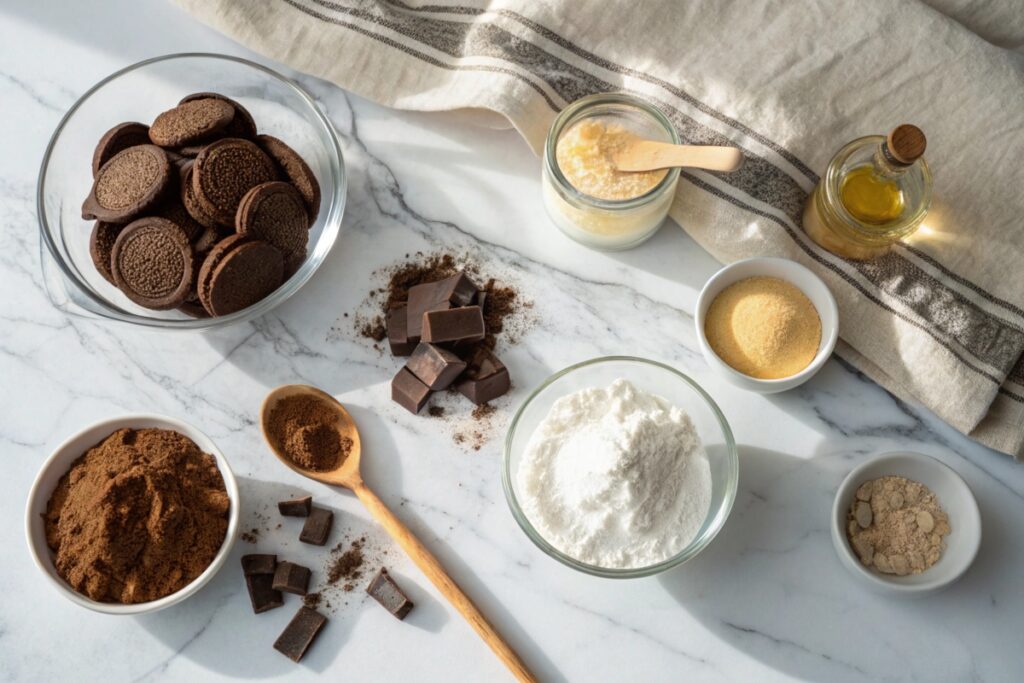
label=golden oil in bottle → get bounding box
[803,125,932,260]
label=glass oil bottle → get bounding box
[803,124,932,260]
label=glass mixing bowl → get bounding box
[503,356,738,578]
[37,53,346,329]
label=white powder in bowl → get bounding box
[517,378,712,569]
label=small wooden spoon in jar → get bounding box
[612,140,744,173]
[260,384,536,683]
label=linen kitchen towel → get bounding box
[176,0,1024,459]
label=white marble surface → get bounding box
[2,2,1023,681]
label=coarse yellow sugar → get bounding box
[555,118,667,201]
[704,276,821,380]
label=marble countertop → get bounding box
[3,2,1023,681]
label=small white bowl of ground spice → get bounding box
[25,415,239,614]
[831,451,981,596]
[695,257,839,393]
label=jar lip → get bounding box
[822,135,932,239]
[544,92,681,210]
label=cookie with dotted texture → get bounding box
[236,181,308,258]
[193,138,277,227]
[179,92,257,140]
[197,234,284,316]
[149,98,235,148]
[82,145,171,223]
[88,221,122,285]
[91,122,151,178]
[110,217,194,310]
[256,134,320,226]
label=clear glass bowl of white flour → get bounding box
[503,356,738,578]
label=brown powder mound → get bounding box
[328,537,365,585]
[44,428,229,604]
[303,592,322,609]
[268,394,350,472]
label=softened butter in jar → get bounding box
[542,93,681,251]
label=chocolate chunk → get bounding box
[442,272,480,307]
[273,606,328,662]
[366,568,414,620]
[387,305,416,356]
[406,281,453,341]
[391,367,431,414]
[273,561,311,595]
[246,573,283,614]
[241,554,277,576]
[422,306,485,344]
[456,347,511,405]
[278,495,313,517]
[474,290,487,312]
[299,507,333,546]
[406,343,467,391]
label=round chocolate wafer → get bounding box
[174,144,206,158]
[91,122,150,177]
[180,92,257,139]
[193,138,277,227]
[82,145,171,223]
[89,221,122,284]
[180,164,220,229]
[256,134,320,226]
[236,181,308,258]
[111,217,194,310]
[149,98,235,148]
[197,234,284,316]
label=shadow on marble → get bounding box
[390,502,568,683]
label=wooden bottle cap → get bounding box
[886,124,927,165]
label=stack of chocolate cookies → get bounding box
[82,92,320,318]
[387,271,511,413]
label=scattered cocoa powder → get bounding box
[44,428,229,604]
[328,537,365,585]
[267,394,350,471]
[303,592,322,609]
[428,406,446,418]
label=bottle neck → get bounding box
[874,142,912,179]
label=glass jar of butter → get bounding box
[542,93,681,250]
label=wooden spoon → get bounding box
[260,384,537,683]
[612,140,744,173]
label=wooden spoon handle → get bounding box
[614,140,744,173]
[353,482,537,683]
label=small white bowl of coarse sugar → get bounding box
[831,451,981,596]
[695,257,839,394]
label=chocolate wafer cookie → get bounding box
[236,181,308,258]
[91,122,150,178]
[180,165,220,229]
[193,138,277,227]
[197,234,285,316]
[82,145,171,223]
[110,217,194,310]
[149,98,235,148]
[89,221,121,285]
[256,135,320,226]
[180,92,257,139]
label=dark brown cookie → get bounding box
[149,98,235,148]
[197,235,284,316]
[110,217,194,310]
[236,182,308,258]
[284,248,307,280]
[88,221,122,284]
[193,138,277,227]
[180,165,221,229]
[193,225,222,256]
[256,134,320,226]
[174,144,206,158]
[91,122,150,177]
[180,92,257,139]
[82,145,171,223]
[152,196,204,242]
[178,300,211,318]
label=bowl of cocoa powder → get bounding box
[25,415,240,614]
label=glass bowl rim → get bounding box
[501,355,739,579]
[36,51,346,330]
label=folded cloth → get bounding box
[176,0,1024,459]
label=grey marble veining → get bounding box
[1,2,1022,682]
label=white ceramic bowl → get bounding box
[25,415,240,614]
[831,451,981,596]
[695,257,839,394]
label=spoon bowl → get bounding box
[260,384,363,487]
